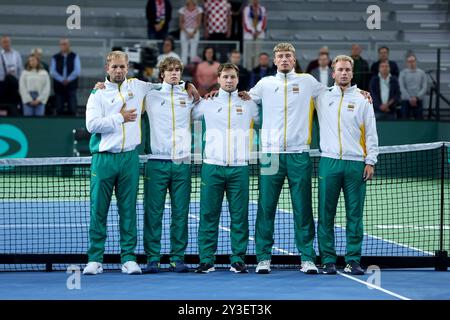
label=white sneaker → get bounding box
[300,261,318,274]
[83,262,103,275]
[121,261,142,275]
[255,260,271,274]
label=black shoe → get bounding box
[144,261,160,274]
[195,263,215,273]
[344,262,364,275]
[230,262,248,273]
[322,263,337,275]
[169,260,189,273]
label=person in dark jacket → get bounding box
[370,46,399,79]
[146,0,172,40]
[369,61,400,120]
[249,52,276,88]
[50,38,81,115]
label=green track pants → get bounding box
[198,164,249,264]
[318,157,366,264]
[255,153,316,263]
[143,160,191,263]
[87,149,139,264]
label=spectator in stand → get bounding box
[370,46,399,79]
[229,49,250,91]
[399,53,427,120]
[19,54,51,117]
[146,0,172,40]
[203,0,232,40]
[350,44,370,91]
[249,52,276,88]
[31,48,49,72]
[242,0,267,41]
[230,0,245,49]
[194,46,220,96]
[310,53,333,87]
[156,37,181,64]
[204,0,232,62]
[370,60,400,120]
[0,35,23,115]
[178,0,203,65]
[50,38,81,116]
[306,46,331,74]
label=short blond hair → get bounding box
[332,55,354,70]
[273,42,296,55]
[106,51,128,65]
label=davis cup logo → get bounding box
[0,124,28,158]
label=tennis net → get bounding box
[0,142,449,271]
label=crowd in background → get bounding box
[0,0,429,119]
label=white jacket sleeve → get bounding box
[134,79,162,94]
[249,80,263,104]
[86,92,124,134]
[309,74,327,98]
[250,101,260,126]
[363,101,379,165]
[19,73,32,104]
[192,99,205,120]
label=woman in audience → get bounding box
[19,54,51,116]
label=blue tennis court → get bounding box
[1,200,448,300]
[0,200,429,256]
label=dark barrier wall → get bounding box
[0,117,445,158]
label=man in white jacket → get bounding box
[251,43,324,274]
[84,51,152,275]
[193,63,259,274]
[315,55,379,275]
[143,56,194,274]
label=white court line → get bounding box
[337,271,411,300]
[187,212,294,255]
[188,200,410,299]
[248,201,433,256]
[377,225,450,230]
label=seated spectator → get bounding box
[31,48,49,72]
[242,0,267,41]
[146,0,172,40]
[306,46,331,74]
[370,46,399,79]
[350,44,370,91]
[178,0,203,65]
[229,49,249,91]
[157,36,181,64]
[50,38,81,116]
[0,35,23,116]
[310,53,333,87]
[249,52,276,87]
[370,61,400,120]
[194,47,220,96]
[399,53,427,120]
[19,55,51,117]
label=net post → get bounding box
[435,144,448,271]
[45,263,53,272]
[434,251,448,271]
[440,143,445,253]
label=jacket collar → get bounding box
[275,69,297,81]
[330,84,358,95]
[105,76,127,89]
[161,80,186,92]
[217,88,238,99]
